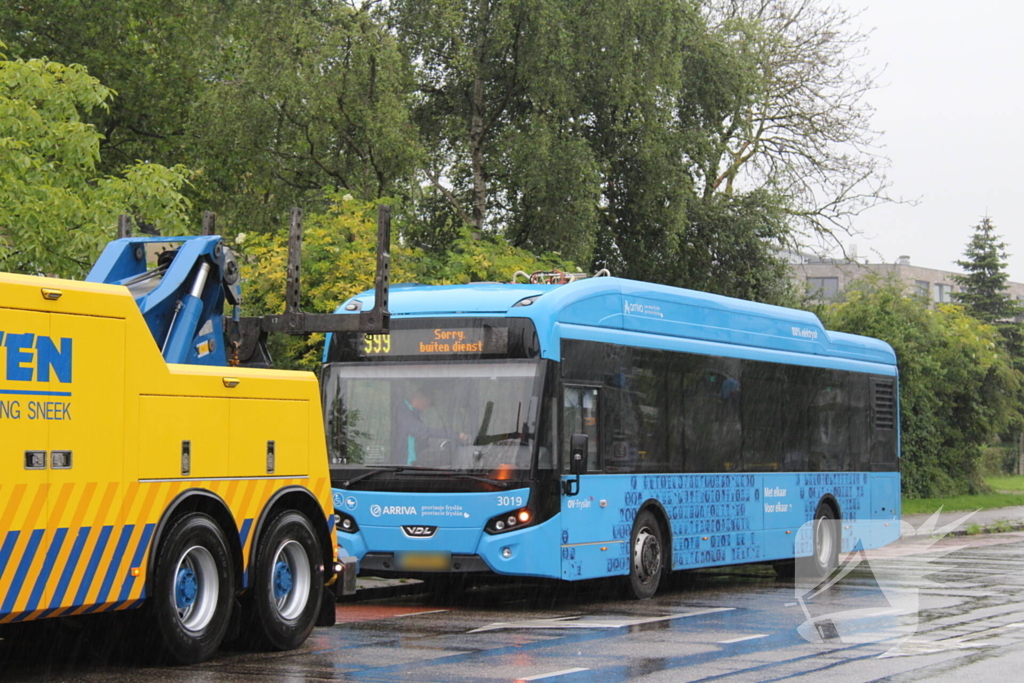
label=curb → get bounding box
[902,520,1024,539]
[338,578,428,603]
[950,521,1024,537]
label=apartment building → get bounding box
[789,253,1024,315]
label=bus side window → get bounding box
[564,386,600,472]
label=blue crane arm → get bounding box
[83,206,390,369]
[86,235,241,366]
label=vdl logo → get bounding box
[0,332,73,383]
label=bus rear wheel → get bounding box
[627,510,664,600]
[245,510,324,651]
[150,512,234,664]
[799,502,840,579]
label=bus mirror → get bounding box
[570,434,588,476]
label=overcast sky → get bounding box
[834,1,1024,282]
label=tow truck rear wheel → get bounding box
[245,510,324,651]
[150,512,234,664]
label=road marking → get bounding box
[878,637,994,658]
[336,605,450,623]
[469,607,735,633]
[395,609,449,618]
[718,634,769,644]
[516,668,590,681]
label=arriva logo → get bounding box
[623,300,664,318]
[370,505,417,517]
[0,332,73,383]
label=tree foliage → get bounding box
[0,0,210,172]
[190,1,423,234]
[388,0,805,302]
[701,0,890,245]
[2,0,891,326]
[821,278,1020,497]
[0,49,191,278]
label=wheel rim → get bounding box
[815,515,834,568]
[173,545,218,633]
[270,540,311,621]
[633,526,661,585]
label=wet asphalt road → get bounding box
[6,531,1024,682]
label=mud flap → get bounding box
[315,589,336,627]
[315,556,358,626]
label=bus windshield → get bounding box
[322,360,543,474]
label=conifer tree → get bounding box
[953,217,1024,324]
[953,217,1024,472]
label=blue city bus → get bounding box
[321,275,901,598]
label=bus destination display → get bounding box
[361,327,505,358]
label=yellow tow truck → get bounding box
[0,208,391,663]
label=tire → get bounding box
[246,511,324,651]
[150,512,234,664]
[772,560,795,579]
[798,502,840,580]
[627,510,665,600]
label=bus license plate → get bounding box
[396,551,451,571]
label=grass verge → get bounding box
[984,475,1024,493]
[902,491,1024,515]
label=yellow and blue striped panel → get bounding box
[0,477,331,624]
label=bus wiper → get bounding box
[377,467,513,489]
[446,474,512,488]
[340,465,444,487]
[341,466,511,489]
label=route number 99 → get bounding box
[364,334,391,355]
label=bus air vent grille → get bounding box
[873,381,896,430]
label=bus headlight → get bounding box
[485,508,534,534]
[335,511,359,533]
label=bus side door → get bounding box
[560,386,627,580]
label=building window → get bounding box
[914,280,930,297]
[806,277,840,300]
[934,283,953,303]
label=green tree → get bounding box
[190,0,423,235]
[0,0,213,172]
[821,278,1019,497]
[953,217,1024,472]
[0,49,191,278]
[700,0,892,246]
[389,0,698,266]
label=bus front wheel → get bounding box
[627,510,664,600]
[245,510,324,651]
